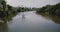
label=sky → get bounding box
[6,0,60,8]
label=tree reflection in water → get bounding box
[22,13,25,19]
[51,16,60,24]
[0,23,8,32]
[22,13,26,24]
[47,16,60,24]
[39,14,60,24]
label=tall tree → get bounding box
[1,0,6,11]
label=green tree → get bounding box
[1,0,6,11]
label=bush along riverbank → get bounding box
[36,3,60,17]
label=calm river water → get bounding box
[0,11,60,32]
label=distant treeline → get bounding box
[36,3,60,17]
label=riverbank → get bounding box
[36,12,60,24]
[36,3,60,24]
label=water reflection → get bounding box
[22,13,25,19]
[0,23,8,32]
[5,11,60,32]
[22,13,26,24]
[39,14,60,24]
[51,16,60,24]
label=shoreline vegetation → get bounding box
[36,3,60,17]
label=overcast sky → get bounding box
[6,0,60,8]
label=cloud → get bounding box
[6,0,60,8]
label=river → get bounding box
[0,11,60,32]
